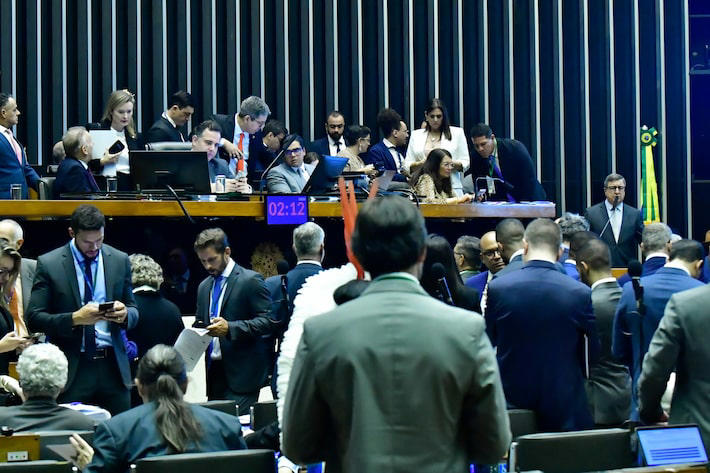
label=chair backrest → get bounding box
[145,142,192,151]
[512,428,634,473]
[133,449,276,473]
[36,431,93,461]
[38,177,55,200]
[194,400,238,417]
[250,401,277,431]
[0,461,74,472]
[508,409,538,439]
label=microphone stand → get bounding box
[164,184,195,224]
[258,149,287,191]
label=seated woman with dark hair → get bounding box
[420,235,481,313]
[78,345,246,473]
[339,125,377,176]
[410,149,473,204]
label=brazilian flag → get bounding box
[640,126,660,224]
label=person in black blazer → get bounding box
[144,90,194,144]
[486,218,599,432]
[0,93,40,199]
[193,228,277,415]
[27,205,139,415]
[365,108,409,182]
[54,127,101,198]
[307,111,346,157]
[584,173,644,268]
[0,243,32,375]
[248,119,287,187]
[0,343,96,431]
[468,123,546,202]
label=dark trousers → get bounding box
[58,348,130,416]
[207,359,258,416]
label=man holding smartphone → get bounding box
[27,204,138,415]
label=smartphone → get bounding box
[108,140,125,154]
[192,320,207,329]
[98,301,115,312]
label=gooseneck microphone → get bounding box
[599,195,620,239]
[259,135,299,191]
[431,263,454,306]
[276,259,290,301]
[628,259,645,315]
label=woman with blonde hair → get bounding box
[0,243,32,374]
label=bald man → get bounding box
[465,231,505,311]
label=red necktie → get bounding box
[237,133,245,173]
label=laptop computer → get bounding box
[636,424,708,467]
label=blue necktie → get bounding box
[83,257,96,356]
[210,275,224,320]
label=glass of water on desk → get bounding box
[10,184,22,200]
[215,174,226,193]
[106,177,118,193]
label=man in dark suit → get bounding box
[468,123,545,202]
[486,218,598,431]
[639,284,710,453]
[0,93,39,199]
[211,95,270,176]
[193,228,276,415]
[584,173,644,268]
[282,196,511,471]
[53,127,100,198]
[0,343,96,432]
[0,219,35,320]
[617,222,671,287]
[143,90,194,144]
[466,231,505,302]
[556,212,590,280]
[248,119,287,187]
[612,239,704,421]
[365,108,409,182]
[576,238,631,426]
[491,218,525,280]
[27,205,139,415]
[307,111,346,157]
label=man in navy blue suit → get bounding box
[307,111,346,158]
[617,222,671,287]
[491,218,525,280]
[466,231,505,303]
[557,213,590,280]
[612,239,704,421]
[365,108,409,182]
[248,119,287,187]
[54,127,101,198]
[0,93,39,199]
[486,218,598,431]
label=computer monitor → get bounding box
[636,424,708,466]
[302,155,349,194]
[129,150,211,194]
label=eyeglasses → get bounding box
[0,267,14,277]
[605,186,626,191]
[285,147,304,156]
[481,249,501,257]
[441,162,455,168]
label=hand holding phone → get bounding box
[98,301,115,313]
[108,140,125,154]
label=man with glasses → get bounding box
[584,173,643,267]
[266,135,315,193]
[211,96,271,176]
[466,231,506,310]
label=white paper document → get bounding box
[174,327,212,372]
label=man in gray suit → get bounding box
[0,219,36,321]
[639,284,710,453]
[266,135,315,193]
[27,205,138,415]
[576,237,631,426]
[282,196,511,472]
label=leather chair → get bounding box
[510,428,634,473]
[133,449,276,473]
[250,400,277,431]
[194,400,238,417]
[144,142,192,151]
[37,177,55,200]
[507,409,538,440]
[0,461,75,472]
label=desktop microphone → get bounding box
[628,259,645,315]
[276,259,290,301]
[259,135,299,191]
[432,263,454,306]
[599,195,619,239]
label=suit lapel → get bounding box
[619,204,634,239]
[102,246,116,300]
[61,246,82,308]
[219,264,242,313]
[0,132,20,167]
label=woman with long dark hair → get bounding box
[0,243,32,374]
[410,149,473,204]
[80,345,246,473]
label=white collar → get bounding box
[645,252,669,261]
[510,248,525,260]
[383,138,396,149]
[327,135,343,147]
[233,115,244,135]
[604,199,622,212]
[0,124,14,136]
[664,261,691,276]
[219,258,236,279]
[591,277,618,291]
[133,285,157,293]
[297,260,322,267]
[162,111,177,128]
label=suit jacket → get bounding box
[282,275,511,472]
[465,270,488,302]
[53,157,99,198]
[211,113,250,166]
[247,132,278,186]
[617,255,667,287]
[638,285,710,452]
[586,281,631,425]
[486,260,599,431]
[0,131,40,199]
[20,257,36,313]
[584,201,643,268]
[364,141,407,182]
[266,163,316,193]
[26,243,139,389]
[307,137,330,157]
[492,253,524,280]
[143,116,185,144]
[85,402,246,473]
[127,290,184,358]
[564,261,580,281]
[196,263,276,393]
[612,267,703,420]
[0,306,15,374]
[0,397,96,432]
[468,138,546,202]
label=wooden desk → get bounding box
[0,200,556,219]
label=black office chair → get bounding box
[0,461,75,472]
[511,428,634,473]
[250,400,277,431]
[133,449,276,473]
[195,400,238,417]
[144,142,192,151]
[507,409,538,439]
[36,430,93,461]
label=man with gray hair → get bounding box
[53,126,100,198]
[212,96,271,175]
[618,222,672,287]
[0,219,36,331]
[556,212,590,280]
[454,235,481,281]
[0,343,96,431]
[486,218,598,431]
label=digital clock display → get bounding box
[265,195,309,225]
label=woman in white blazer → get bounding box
[404,98,470,196]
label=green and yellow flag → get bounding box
[640,126,660,224]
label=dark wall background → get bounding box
[0,0,701,238]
